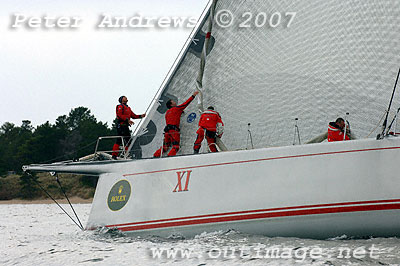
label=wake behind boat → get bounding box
[24,0,400,239]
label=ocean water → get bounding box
[1,204,400,266]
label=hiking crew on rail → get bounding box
[112,96,145,159]
[327,117,350,142]
[154,90,199,157]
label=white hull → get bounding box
[77,137,400,238]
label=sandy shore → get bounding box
[0,197,93,204]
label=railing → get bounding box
[94,136,128,159]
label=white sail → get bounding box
[129,0,400,159]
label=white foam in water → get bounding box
[1,204,400,265]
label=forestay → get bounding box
[129,0,400,159]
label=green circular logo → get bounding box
[107,180,131,211]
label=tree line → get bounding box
[0,107,116,176]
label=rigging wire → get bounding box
[379,67,400,139]
[54,173,84,229]
[386,107,400,135]
[25,172,84,231]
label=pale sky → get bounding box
[0,0,209,127]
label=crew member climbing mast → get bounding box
[154,90,199,157]
[112,96,146,159]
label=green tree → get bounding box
[17,122,61,165]
[0,121,33,174]
[0,106,114,175]
[0,123,15,175]
[19,172,41,199]
[66,107,95,131]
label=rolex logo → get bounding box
[107,180,131,211]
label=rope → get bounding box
[195,0,229,152]
[26,172,84,231]
[366,111,386,138]
[196,0,219,113]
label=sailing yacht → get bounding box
[24,0,400,238]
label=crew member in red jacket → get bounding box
[112,96,146,159]
[328,117,350,142]
[153,91,199,157]
[194,106,224,153]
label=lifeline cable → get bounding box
[25,172,84,231]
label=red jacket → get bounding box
[165,95,195,127]
[116,104,142,124]
[328,122,350,142]
[199,110,223,131]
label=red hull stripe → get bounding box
[106,199,400,229]
[123,146,400,177]
[114,203,400,232]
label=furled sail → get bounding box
[129,0,400,159]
